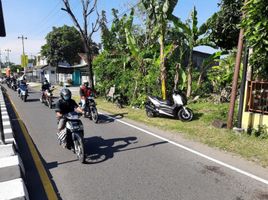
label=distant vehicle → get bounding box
[18,83,28,102]
[40,86,54,109]
[82,95,98,123]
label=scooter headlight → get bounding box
[66,121,73,130]
[66,121,83,131]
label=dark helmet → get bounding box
[60,88,72,101]
[83,81,89,87]
[43,79,48,85]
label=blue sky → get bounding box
[0,0,220,64]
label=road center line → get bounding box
[101,112,268,186]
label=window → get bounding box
[51,71,55,74]
[246,81,268,114]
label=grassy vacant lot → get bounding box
[94,97,268,167]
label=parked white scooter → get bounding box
[145,90,193,121]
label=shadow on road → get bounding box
[28,91,39,94]
[83,136,168,164]
[26,98,41,102]
[97,113,128,124]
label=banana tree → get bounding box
[172,6,216,97]
[197,51,223,86]
[142,0,179,100]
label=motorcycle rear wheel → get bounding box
[73,134,85,163]
[47,98,52,109]
[91,107,98,123]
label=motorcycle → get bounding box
[18,83,28,102]
[40,87,54,109]
[11,80,17,91]
[81,95,98,123]
[145,90,194,121]
[57,112,85,163]
[6,78,11,88]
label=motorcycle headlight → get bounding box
[66,121,73,130]
[66,121,83,131]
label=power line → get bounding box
[106,2,140,24]
[30,0,62,36]
[37,1,62,26]
[32,1,81,38]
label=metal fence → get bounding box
[247,81,268,114]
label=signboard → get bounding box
[21,54,28,67]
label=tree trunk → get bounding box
[160,34,167,100]
[132,79,138,101]
[83,41,94,91]
[186,50,193,97]
[197,69,203,86]
[174,63,180,90]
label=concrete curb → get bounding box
[0,86,30,200]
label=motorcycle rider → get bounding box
[17,75,27,96]
[55,88,83,148]
[41,79,51,100]
[79,81,94,110]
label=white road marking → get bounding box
[101,113,268,186]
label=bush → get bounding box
[248,125,268,139]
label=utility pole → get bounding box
[227,0,247,129]
[4,49,11,66]
[18,35,27,74]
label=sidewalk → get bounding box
[0,86,29,200]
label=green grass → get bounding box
[92,97,268,167]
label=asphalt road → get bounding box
[4,85,268,200]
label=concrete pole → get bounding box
[18,35,27,74]
[4,49,11,67]
[227,0,247,129]
[227,29,244,129]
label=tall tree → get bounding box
[142,0,178,100]
[242,0,268,78]
[206,0,243,51]
[61,0,100,90]
[41,25,83,66]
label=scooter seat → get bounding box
[152,96,171,105]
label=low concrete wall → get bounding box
[0,87,29,200]
[242,111,268,131]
